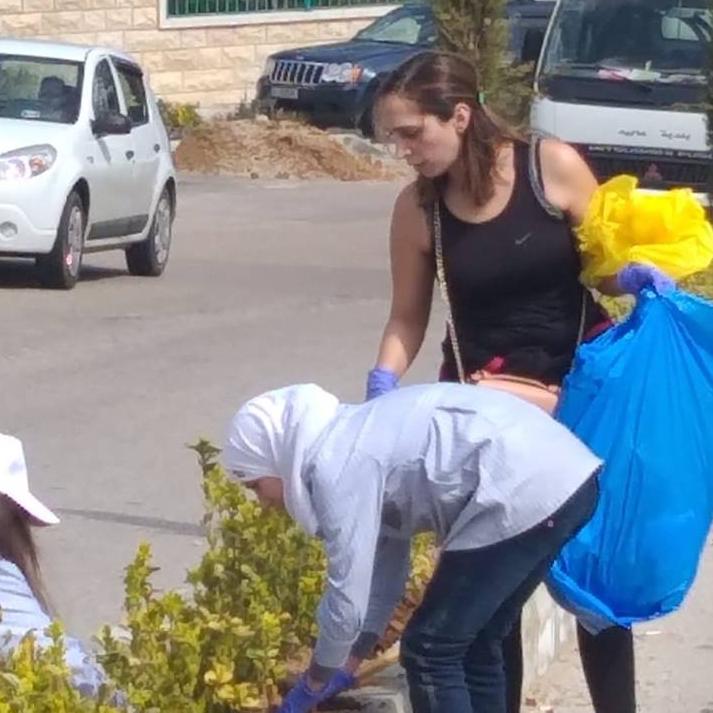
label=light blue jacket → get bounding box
[305,383,602,668]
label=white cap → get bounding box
[0,434,59,526]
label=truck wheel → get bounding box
[37,190,85,290]
[125,186,173,277]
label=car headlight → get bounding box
[0,145,57,181]
[321,62,364,84]
[263,57,276,78]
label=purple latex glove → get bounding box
[617,263,675,296]
[277,671,356,713]
[366,367,399,401]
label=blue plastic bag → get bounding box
[548,289,713,631]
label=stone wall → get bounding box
[0,0,391,108]
[523,586,576,688]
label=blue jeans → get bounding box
[400,476,599,713]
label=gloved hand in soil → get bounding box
[276,670,356,713]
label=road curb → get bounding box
[335,666,410,713]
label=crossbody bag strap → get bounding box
[432,200,467,384]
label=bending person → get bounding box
[223,382,601,713]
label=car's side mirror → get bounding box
[521,28,545,64]
[91,111,131,136]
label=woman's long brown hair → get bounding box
[374,51,524,208]
[0,494,51,614]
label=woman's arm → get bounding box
[539,139,626,297]
[373,182,435,376]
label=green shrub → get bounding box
[158,100,202,137]
[0,621,122,713]
[98,439,326,712]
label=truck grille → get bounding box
[581,149,711,192]
[270,60,324,86]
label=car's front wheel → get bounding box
[37,190,85,290]
[125,186,173,277]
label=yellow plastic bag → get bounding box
[575,175,713,286]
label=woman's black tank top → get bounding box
[438,141,606,385]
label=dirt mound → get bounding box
[174,119,403,181]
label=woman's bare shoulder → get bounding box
[391,181,431,252]
[538,138,590,178]
[537,137,598,219]
[393,180,422,213]
[540,138,586,171]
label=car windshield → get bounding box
[354,5,436,45]
[0,55,83,124]
[540,0,710,85]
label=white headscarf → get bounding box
[222,383,340,536]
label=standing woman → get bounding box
[365,51,673,713]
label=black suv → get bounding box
[255,1,554,134]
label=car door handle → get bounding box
[153,144,161,153]
[125,150,135,160]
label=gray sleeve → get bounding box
[309,531,410,676]
[311,465,384,671]
[353,533,411,657]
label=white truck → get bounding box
[528,0,711,205]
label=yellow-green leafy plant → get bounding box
[0,621,122,713]
[157,100,202,137]
[99,439,326,712]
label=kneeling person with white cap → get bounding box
[223,382,602,713]
[0,434,110,697]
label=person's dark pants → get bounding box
[502,617,635,713]
[400,477,598,713]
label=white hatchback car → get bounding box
[0,39,176,289]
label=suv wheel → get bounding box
[37,190,85,290]
[125,186,173,277]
